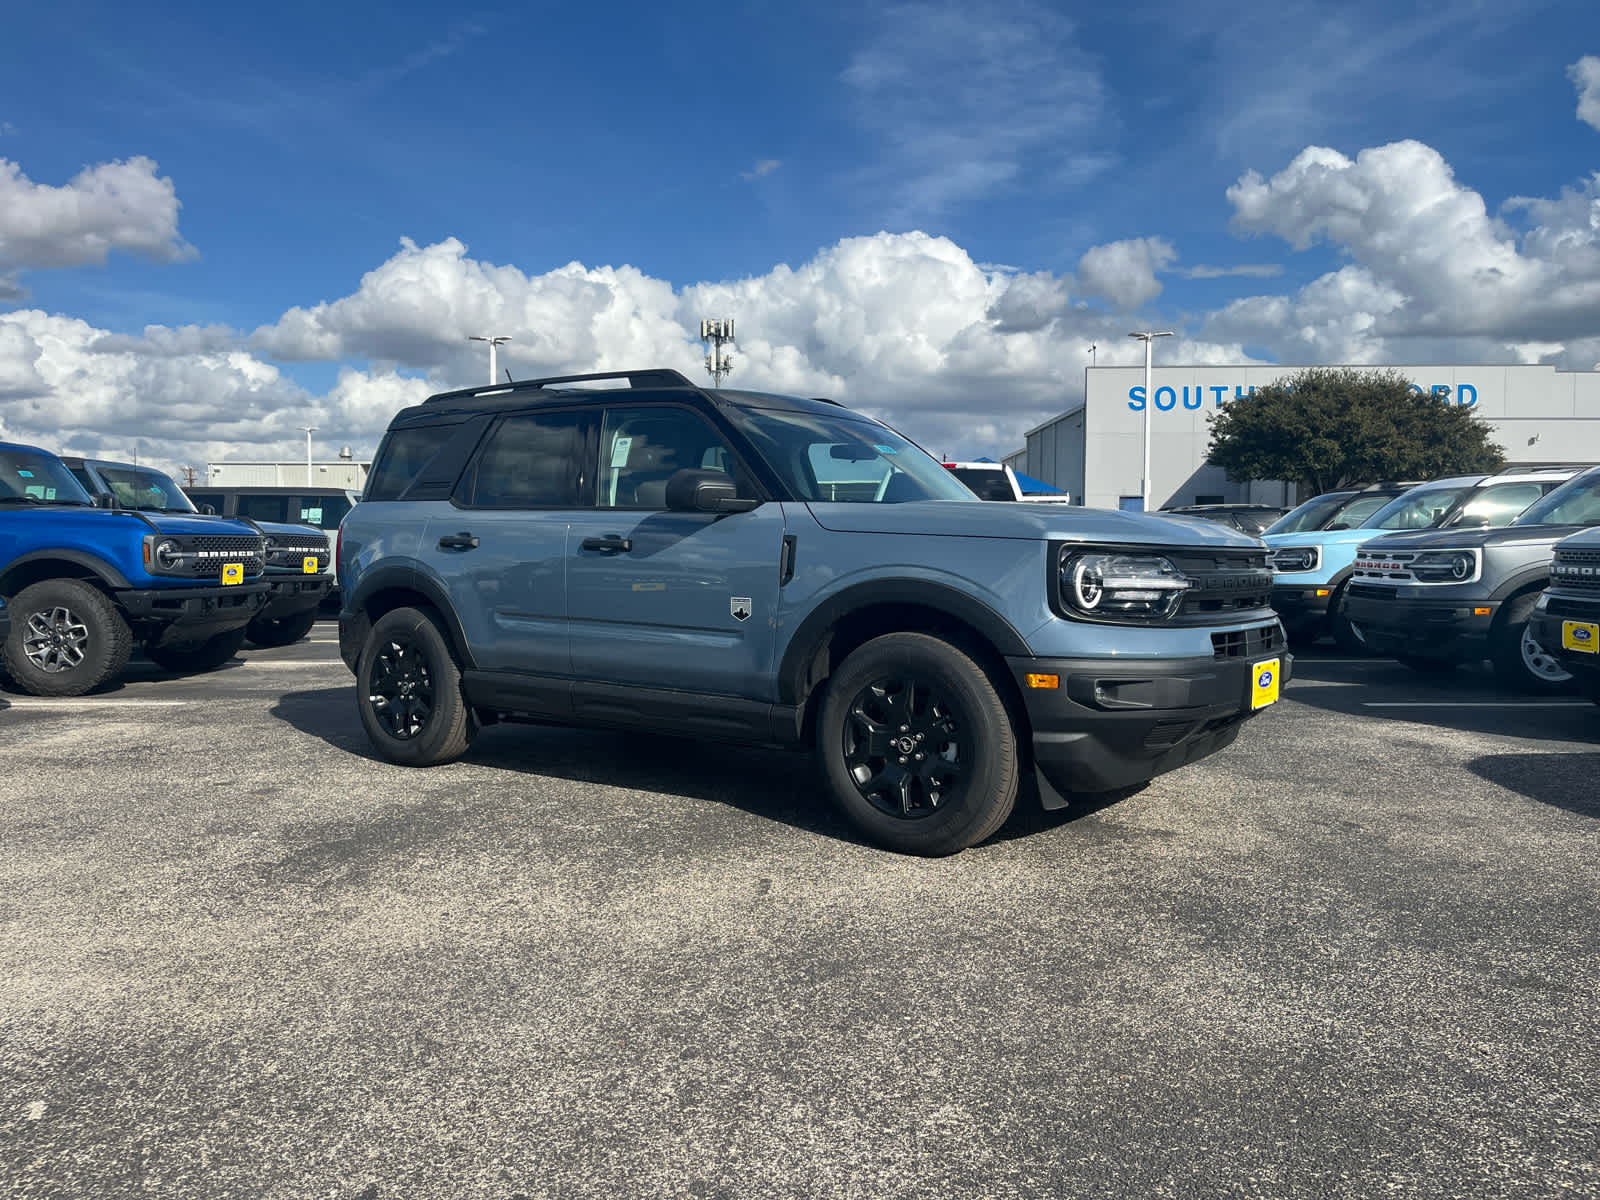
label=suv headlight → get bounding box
[143,535,185,572]
[1271,546,1319,572]
[1408,548,1480,583]
[1061,551,1192,619]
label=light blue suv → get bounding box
[337,369,1290,854]
[1266,468,1578,651]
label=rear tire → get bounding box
[356,606,474,766]
[146,626,248,674]
[2,578,132,697]
[1490,592,1573,694]
[817,632,1018,856]
[245,608,318,648]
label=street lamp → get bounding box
[299,426,317,486]
[469,334,512,385]
[1128,330,1173,511]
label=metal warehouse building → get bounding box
[1009,364,1600,511]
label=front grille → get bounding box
[1167,549,1274,622]
[265,535,330,570]
[1547,595,1600,619]
[1347,583,1397,601]
[165,534,265,578]
[1551,550,1600,592]
[1211,623,1283,660]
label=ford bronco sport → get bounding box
[337,369,1290,855]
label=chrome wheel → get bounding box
[1520,627,1572,685]
[23,605,90,673]
[366,634,436,740]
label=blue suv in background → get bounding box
[0,442,268,695]
[1266,469,1577,651]
[338,369,1291,855]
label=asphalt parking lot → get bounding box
[2,626,1597,1200]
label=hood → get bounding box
[1358,523,1592,553]
[803,500,1264,548]
[143,512,262,537]
[1264,528,1373,551]
[247,520,325,539]
[1554,526,1600,551]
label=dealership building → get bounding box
[1005,364,1600,511]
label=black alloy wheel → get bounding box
[356,607,474,766]
[841,675,971,819]
[818,632,1018,856]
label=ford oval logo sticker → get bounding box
[1258,668,1274,688]
[1577,628,1593,643]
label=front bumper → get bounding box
[1343,590,1497,661]
[1530,595,1600,680]
[260,573,333,619]
[118,581,271,640]
[1270,583,1335,633]
[1007,646,1292,800]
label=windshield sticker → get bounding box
[18,469,34,477]
[873,444,898,454]
[610,436,633,469]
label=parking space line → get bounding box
[2,699,192,708]
[1363,701,1594,709]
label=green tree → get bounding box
[1205,367,1505,495]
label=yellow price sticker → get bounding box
[221,562,244,585]
[1251,658,1280,709]
[303,556,319,574]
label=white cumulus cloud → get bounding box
[1075,237,1176,310]
[1572,56,1600,131]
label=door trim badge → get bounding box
[730,596,752,622]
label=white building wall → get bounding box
[1019,364,1600,511]
[206,461,370,488]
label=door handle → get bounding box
[437,532,479,550]
[581,535,633,553]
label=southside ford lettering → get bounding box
[1128,382,1480,411]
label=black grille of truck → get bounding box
[177,535,265,577]
[1550,549,1600,592]
[265,534,330,570]
[1168,549,1275,620]
[1211,623,1283,660]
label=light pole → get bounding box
[299,426,317,486]
[1128,330,1173,511]
[469,334,511,385]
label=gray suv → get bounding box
[337,369,1290,854]
[1345,465,1600,691]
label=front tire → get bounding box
[146,626,248,674]
[2,578,132,696]
[1329,586,1368,656]
[1491,592,1573,694]
[356,607,474,766]
[817,632,1018,856]
[245,608,319,648]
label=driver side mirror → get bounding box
[94,491,120,509]
[1459,514,1491,529]
[1326,522,1349,531]
[665,468,758,514]
[201,504,217,515]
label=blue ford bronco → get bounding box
[337,370,1290,854]
[0,441,269,695]
[62,456,332,648]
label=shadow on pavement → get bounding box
[269,685,1139,851]
[1285,655,1599,743]
[1465,752,1600,817]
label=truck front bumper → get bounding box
[119,582,271,641]
[1270,583,1335,636]
[1530,596,1600,685]
[1342,592,1497,661]
[260,574,333,619]
[1007,647,1292,802]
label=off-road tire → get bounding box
[1490,592,1574,694]
[817,632,1018,856]
[245,608,319,649]
[146,626,248,674]
[2,578,133,697]
[356,606,474,766]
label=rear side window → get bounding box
[239,494,290,522]
[1454,482,1544,527]
[366,424,460,501]
[460,411,586,508]
[947,467,1014,501]
[296,495,352,529]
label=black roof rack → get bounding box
[1490,462,1594,475]
[423,367,697,406]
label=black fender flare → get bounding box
[348,563,478,670]
[775,578,1031,706]
[1488,568,1551,607]
[0,548,133,594]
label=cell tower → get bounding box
[700,318,735,387]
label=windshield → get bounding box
[729,406,976,503]
[89,461,197,512]
[0,447,94,505]
[1366,484,1475,531]
[1264,492,1356,535]
[1511,470,1600,526]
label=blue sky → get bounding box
[1,0,1598,466]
